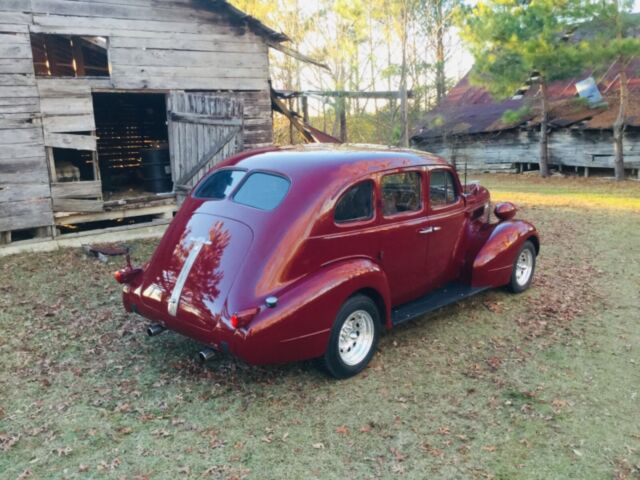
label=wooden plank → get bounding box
[111,75,267,91]
[0,85,39,97]
[44,132,97,150]
[0,115,39,129]
[51,181,101,199]
[30,0,222,23]
[0,198,53,231]
[42,114,95,133]
[0,12,32,26]
[109,36,263,53]
[0,33,30,46]
[0,58,34,74]
[0,44,31,59]
[110,64,266,79]
[0,74,36,86]
[169,112,242,127]
[32,14,235,35]
[36,78,92,96]
[0,0,31,12]
[109,48,267,68]
[52,198,103,212]
[0,127,42,145]
[0,24,29,34]
[0,183,50,203]
[40,96,93,116]
[0,145,47,161]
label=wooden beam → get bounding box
[44,132,97,150]
[168,112,242,127]
[266,40,330,71]
[277,89,415,100]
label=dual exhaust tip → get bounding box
[146,323,216,362]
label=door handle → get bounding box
[419,226,441,234]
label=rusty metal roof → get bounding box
[413,58,640,142]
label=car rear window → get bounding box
[233,172,290,211]
[194,169,245,199]
[334,180,374,223]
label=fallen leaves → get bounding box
[0,433,19,452]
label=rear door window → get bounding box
[194,169,245,199]
[334,180,374,223]
[233,172,290,211]
[381,172,422,216]
[429,170,458,207]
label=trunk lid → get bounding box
[139,212,253,332]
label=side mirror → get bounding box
[494,202,517,221]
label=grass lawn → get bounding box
[1,173,639,479]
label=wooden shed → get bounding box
[0,0,287,246]
[412,64,640,176]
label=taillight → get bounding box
[229,307,260,330]
[113,267,143,285]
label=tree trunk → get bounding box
[435,1,446,103]
[613,67,627,180]
[400,7,409,148]
[539,77,550,178]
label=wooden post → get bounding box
[0,231,10,245]
[584,167,590,178]
[339,97,347,143]
[288,98,294,144]
[302,96,309,124]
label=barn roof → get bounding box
[412,15,640,143]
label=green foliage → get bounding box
[501,105,533,125]
[456,0,596,99]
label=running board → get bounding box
[391,283,488,326]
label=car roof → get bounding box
[226,144,449,181]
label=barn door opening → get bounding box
[167,92,244,202]
[93,92,170,201]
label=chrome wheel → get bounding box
[337,309,375,366]
[515,248,533,286]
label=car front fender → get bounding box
[238,257,391,364]
[471,220,539,288]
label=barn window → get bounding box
[30,34,109,77]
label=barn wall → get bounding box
[0,0,275,238]
[0,8,54,234]
[417,129,640,171]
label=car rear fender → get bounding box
[242,257,390,364]
[471,220,539,288]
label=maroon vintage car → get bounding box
[116,145,539,378]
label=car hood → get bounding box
[139,212,253,332]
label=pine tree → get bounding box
[457,0,594,177]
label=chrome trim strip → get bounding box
[167,239,208,317]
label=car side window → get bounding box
[334,180,374,223]
[381,172,421,216]
[429,170,458,207]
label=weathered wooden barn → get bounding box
[411,65,640,176]
[0,0,288,246]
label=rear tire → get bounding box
[508,240,536,293]
[323,295,380,379]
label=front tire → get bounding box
[508,240,536,293]
[323,295,380,379]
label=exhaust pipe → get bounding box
[198,348,216,362]
[147,324,166,337]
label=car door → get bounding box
[377,169,431,305]
[423,168,466,290]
